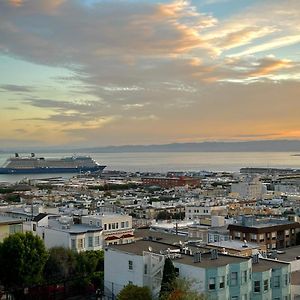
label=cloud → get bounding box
[231,35,300,57]
[0,84,33,92]
[247,57,293,78]
[0,0,300,146]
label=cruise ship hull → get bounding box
[0,165,106,174]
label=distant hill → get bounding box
[77,140,300,153]
[1,140,300,153]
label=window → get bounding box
[71,239,76,250]
[219,276,225,288]
[116,222,119,229]
[108,224,111,230]
[89,220,93,225]
[95,236,100,247]
[231,297,238,300]
[243,270,247,283]
[112,223,115,230]
[128,260,133,270]
[231,272,238,286]
[88,236,93,247]
[126,221,129,228]
[209,277,216,290]
[273,275,280,288]
[33,224,36,231]
[121,222,125,228]
[259,234,265,242]
[104,224,107,230]
[254,281,260,293]
[251,233,257,242]
[144,264,148,274]
[264,279,268,291]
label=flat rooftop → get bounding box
[48,219,102,234]
[207,240,261,251]
[0,215,24,225]
[109,240,290,271]
[135,228,201,244]
[252,258,289,272]
[273,245,300,262]
[109,240,250,269]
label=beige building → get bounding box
[81,213,134,246]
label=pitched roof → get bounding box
[33,213,48,222]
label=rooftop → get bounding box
[108,240,249,269]
[273,245,300,262]
[207,240,261,251]
[251,258,289,272]
[48,218,102,234]
[0,215,23,225]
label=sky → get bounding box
[0,0,300,148]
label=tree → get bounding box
[165,278,207,300]
[159,257,176,299]
[117,284,152,300]
[0,232,48,291]
[43,247,76,282]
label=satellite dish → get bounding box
[148,246,152,252]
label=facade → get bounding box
[81,213,134,246]
[141,176,200,188]
[25,214,103,251]
[228,216,300,250]
[185,205,227,220]
[231,180,267,200]
[208,225,230,243]
[104,240,291,300]
[0,215,23,241]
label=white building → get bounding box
[104,240,291,300]
[82,213,134,246]
[25,214,103,252]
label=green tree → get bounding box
[165,278,207,300]
[117,284,152,300]
[160,257,176,299]
[43,247,76,282]
[0,232,48,291]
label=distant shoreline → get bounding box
[1,140,300,153]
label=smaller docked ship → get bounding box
[0,153,106,174]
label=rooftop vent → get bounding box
[242,240,248,248]
[193,252,202,263]
[211,249,218,260]
[252,253,259,264]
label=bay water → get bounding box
[0,152,300,183]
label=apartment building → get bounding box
[0,215,23,241]
[104,240,291,300]
[81,213,134,246]
[185,205,227,220]
[228,216,300,250]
